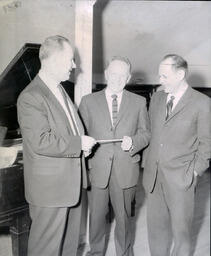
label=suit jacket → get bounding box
[143,86,211,193]
[79,89,150,189]
[17,75,86,207]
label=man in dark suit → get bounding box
[17,35,96,256]
[79,57,150,256]
[143,54,211,256]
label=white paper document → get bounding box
[96,139,123,144]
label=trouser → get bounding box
[87,168,136,256]
[147,169,195,256]
[28,201,82,256]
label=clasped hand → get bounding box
[81,135,96,157]
[121,136,133,151]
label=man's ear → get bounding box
[177,69,185,81]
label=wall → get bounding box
[0,0,75,74]
[0,0,211,87]
[93,1,211,87]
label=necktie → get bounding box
[166,95,175,120]
[58,84,79,135]
[111,94,118,126]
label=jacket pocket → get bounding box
[32,164,60,175]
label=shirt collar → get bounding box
[105,87,123,99]
[168,83,188,100]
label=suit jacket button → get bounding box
[109,157,113,161]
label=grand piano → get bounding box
[0,43,41,256]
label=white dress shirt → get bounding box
[166,83,188,110]
[38,70,79,135]
[105,88,123,125]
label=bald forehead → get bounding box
[108,60,130,72]
[159,58,176,73]
[160,58,174,66]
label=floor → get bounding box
[0,171,210,256]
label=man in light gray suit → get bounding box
[143,54,211,256]
[17,35,96,256]
[79,57,150,256]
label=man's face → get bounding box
[48,42,76,82]
[105,60,131,93]
[158,60,180,94]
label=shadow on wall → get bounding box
[188,73,206,87]
[93,0,110,79]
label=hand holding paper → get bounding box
[81,135,96,152]
[121,136,133,151]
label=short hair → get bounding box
[39,35,70,61]
[162,54,188,76]
[107,56,132,73]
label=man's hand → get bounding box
[121,136,133,151]
[81,135,96,152]
[84,150,92,158]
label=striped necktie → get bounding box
[166,95,175,120]
[58,84,79,135]
[111,94,118,126]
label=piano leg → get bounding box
[10,208,31,256]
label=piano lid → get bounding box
[0,43,41,107]
[0,43,41,138]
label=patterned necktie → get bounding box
[111,94,118,126]
[58,84,79,135]
[166,95,175,120]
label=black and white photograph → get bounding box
[0,1,210,256]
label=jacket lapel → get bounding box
[166,86,193,123]
[157,91,168,126]
[114,90,130,128]
[96,89,113,128]
[69,101,84,135]
[36,76,76,135]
